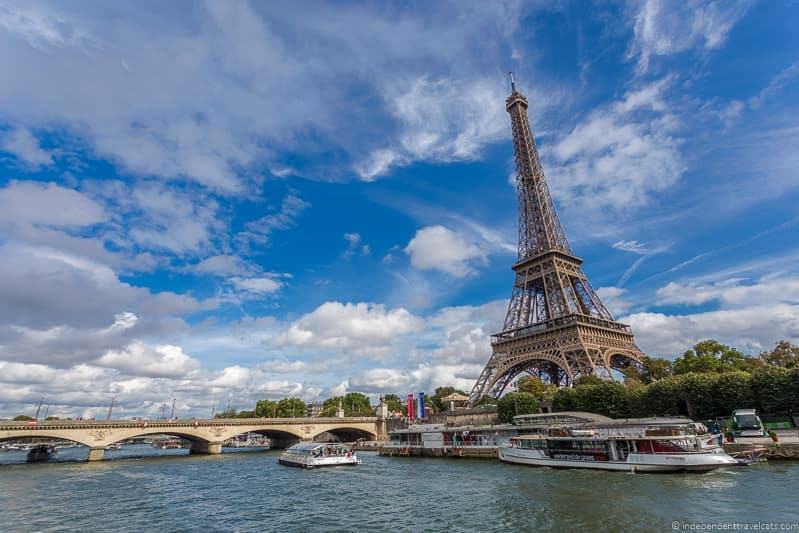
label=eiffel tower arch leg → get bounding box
[604,349,645,375]
[469,349,573,406]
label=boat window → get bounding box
[650,439,688,453]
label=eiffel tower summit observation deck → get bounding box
[469,74,645,406]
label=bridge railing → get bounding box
[0,417,379,431]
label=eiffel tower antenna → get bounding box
[469,76,644,405]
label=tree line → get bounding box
[499,339,799,422]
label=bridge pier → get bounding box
[189,441,222,455]
[87,448,105,462]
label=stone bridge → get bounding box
[0,417,384,461]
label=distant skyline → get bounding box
[0,0,798,418]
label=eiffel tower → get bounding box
[469,74,644,405]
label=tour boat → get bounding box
[278,442,360,468]
[104,442,123,451]
[498,419,741,473]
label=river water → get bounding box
[1,446,797,531]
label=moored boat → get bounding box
[499,418,741,473]
[279,443,360,468]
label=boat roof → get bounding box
[288,442,348,451]
[512,411,613,423]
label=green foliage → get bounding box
[554,368,794,420]
[45,416,60,421]
[475,395,497,407]
[639,356,674,383]
[237,410,255,418]
[573,375,605,387]
[639,377,682,416]
[516,376,557,402]
[552,388,578,412]
[573,382,630,419]
[321,392,373,417]
[497,392,538,423]
[673,340,749,374]
[255,399,279,418]
[276,398,306,418]
[382,394,403,413]
[789,368,799,410]
[760,340,799,369]
[13,415,33,421]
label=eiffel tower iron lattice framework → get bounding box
[469,74,644,406]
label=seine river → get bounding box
[1,446,797,531]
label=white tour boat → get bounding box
[279,442,360,468]
[499,418,741,473]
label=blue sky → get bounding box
[0,0,797,418]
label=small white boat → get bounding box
[104,443,123,451]
[499,419,741,473]
[279,443,360,468]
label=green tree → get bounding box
[516,376,557,402]
[13,415,33,421]
[255,399,279,418]
[574,382,631,418]
[474,395,497,407]
[573,375,605,387]
[276,398,306,418]
[751,366,791,413]
[497,392,538,423]
[237,409,255,418]
[552,388,578,412]
[640,356,674,383]
[382,394,403,413]
[760,340,799,368]
[673,340,749,374]
[321,392,373,417]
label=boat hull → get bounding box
[278,457,359,469]
[498,447,739,473]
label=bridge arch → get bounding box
[0,433,95,448]
[312,427,376,442]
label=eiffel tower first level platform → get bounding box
[469,75,644,405]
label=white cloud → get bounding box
[194,255,252,276]
[629,0,753,73]
[626,303,799,357]
[656,276,799,307]
[0,2,532,189]
[627,274,799,357]
[274,301,424,354]
[612,240,649,254]
[97,341,202,379]
[1,128,54,167]
[357,76,509,180]
[356,76,508,181]
[126,183,220,255]
[0,181,105,228]
[232,276,283,295]
[342,232,370,258]
[405,225,486,277]
[238,191,310,248]
[546,78,685,211]
[349,363,484,395]
[596,287,633,316]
